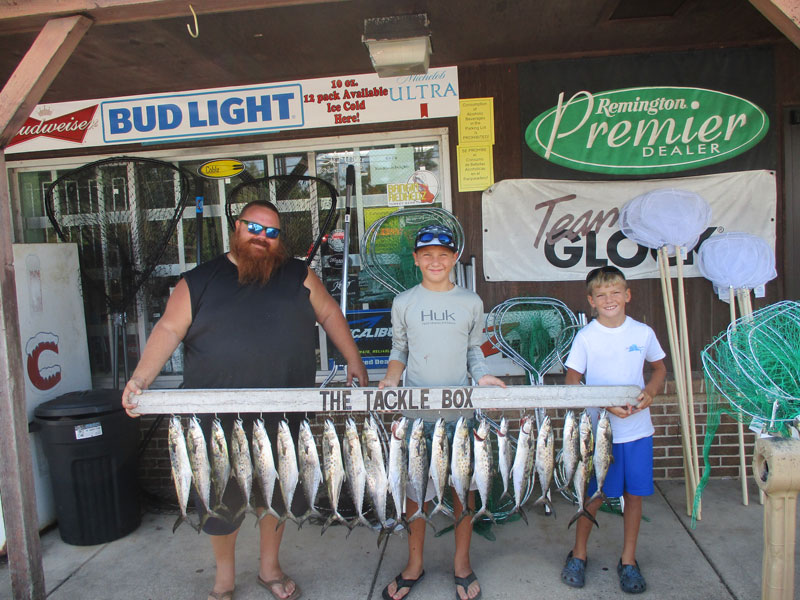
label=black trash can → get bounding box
[33,389,141,545]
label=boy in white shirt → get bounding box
[561,266,666,594]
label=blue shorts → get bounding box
[587,435,654,498]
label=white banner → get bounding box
[482,170,776,282]
[7,67,459,154]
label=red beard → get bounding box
[230,232,289,285]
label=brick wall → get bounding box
[136,377,754,498]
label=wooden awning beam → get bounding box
[0,0,347,34]
[748,0,800,49]
[0,15,92,148]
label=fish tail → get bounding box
[276,511,299,530]
[296,508,313,529]
[172,514,187,534]
[406,508,425,525]
[471,506,489,525]
[377,525,391,547]
[255,507,281,526]
[533,495,557,519]
[198,512,211,534]
[424,515,438,532]
[568,507,599,529]
[454,509,473,527]
[588,489,609,506]
[514,504,529,526]
[320,511,346,535]
[428,501,453,521]
[346,514,372,538]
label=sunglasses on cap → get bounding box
[417,231,454,245]
[239,219,280,239]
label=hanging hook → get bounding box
[186,4,199,38]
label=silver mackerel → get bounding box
[251,418,279,522]
[297,419,323,526]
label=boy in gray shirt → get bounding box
[379,224,505,600]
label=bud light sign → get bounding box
[101,84,303,143]
[525,87,769,175]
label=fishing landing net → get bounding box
[697,232,777,296]
[225,174,338,267]
[481,298,578,517]
[620,187,712,517]
[45,156,192,314]
[45,156,192,386]
[619,187,712,254]
[485,298,578,386]
[359,207,464,296]
[694,300,800,523]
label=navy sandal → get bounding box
[617,559,647,594]
[454,571,481,600]
[381,570,425,600]
[561,551,586,588]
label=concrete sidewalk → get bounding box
[1,479,796,599]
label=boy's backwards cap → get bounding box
[414,224,457,251]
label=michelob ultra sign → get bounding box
[525,87,769,175]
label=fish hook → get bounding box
[186,4,199,38]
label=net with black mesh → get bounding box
[225,174,337,265]
[45,156,192,314]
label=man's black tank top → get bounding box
[181,254,316,388]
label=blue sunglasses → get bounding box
[240,219,280,238]
[417,231,454,245]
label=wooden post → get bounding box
[658,246,697,516]
[729,287,750,506]
[0,153,46,599]
[0,14,92,600]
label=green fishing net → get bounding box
[485,298,578,385]
[693,300,800,524]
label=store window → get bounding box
[8,128,451,384]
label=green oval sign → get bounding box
[525,86,769,175]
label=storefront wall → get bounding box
[5,41,798,492]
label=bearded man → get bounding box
[122,200,367,600]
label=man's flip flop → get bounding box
[257,574,301,600]
[207,589,234,600]
[454,571,482,600]
[381,570,425,600]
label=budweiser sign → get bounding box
[8,105,98,147]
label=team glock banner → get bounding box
[482,170,776,282]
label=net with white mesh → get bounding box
[619,188,712,255]
[697,232,776,294]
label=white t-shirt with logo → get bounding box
[565,316,666,443]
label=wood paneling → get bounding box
[449,62,782,374]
